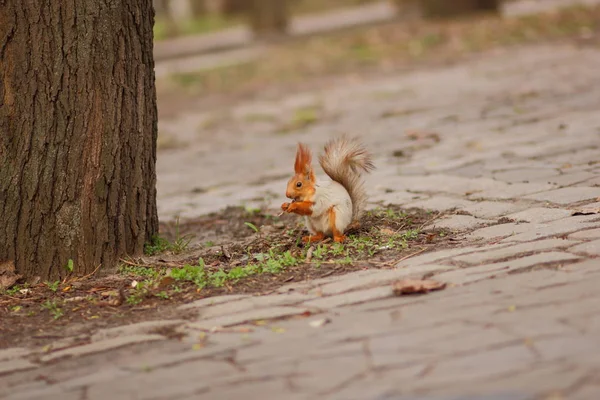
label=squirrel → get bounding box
[281,136,375,243]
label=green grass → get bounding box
[120,205,427,304]
[41,300,64,320]
[144,218,193,256]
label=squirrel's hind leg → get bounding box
[302,232,325,243]
[328,207,346,243]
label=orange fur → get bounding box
[285,201,313,216]
[294,143,312,176]
[302,232,325,243]
[285,143,316,202]
[328,207,346,243]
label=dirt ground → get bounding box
[0,205,466,349]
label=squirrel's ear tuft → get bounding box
[294,143,312,175]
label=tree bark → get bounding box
[0,0,159,280]
[394,0,501,18]
[249,0,290,40]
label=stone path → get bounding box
[2,42,600,399]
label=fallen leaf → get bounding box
[271,327,286,334]
[158,276,175,288]
[309,318,331,328]
[507,305,517,312]
[192,343,205,350]
[392,279,446,295]
[0,260,21,290]
[131,280,139,288]
[62,286,71,292]
[254,320,268,326]
[64,296,86,303]
[380,228,395,236]
[405,129,441,143]
[571,207,600,216]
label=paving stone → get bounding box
[493,168,558,183]
[59,367,132,390]
[433,365,587,400]
[543,171,597,187]
[533,335,600,362]
[467,222,533,240]
[562,258,600,275]
[40,334,165,363]
[500,218,600,243]
[524,186,600,204]
[432,214,494,231]
[178,294,249,310]
[197,292,314,319]
[187,306,309,330]
[302,286,394,309]
[85,362,213,400]
[505,207,572,223]
[197,378,303,400]
[0,347,31,362]
[7,389,83,400]
[416,344,536,389]
[435,252,581,285]
[404,196,474,212]
[460,201,521,219]
[453,238,578,265]
[312,264,451,296]
[569,238,600,256]
[397,175,505,196]
[91,319,186,342]
[395,245,508,267]
[0,358,38,375]
[470,182,556,200]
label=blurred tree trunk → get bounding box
[0,0,159,280]
[223,0,248,15]
[249,0,290,40]
[190,0,208,17]
[394,0,500,18]
[155,0,180,37]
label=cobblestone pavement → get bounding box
[3,43,600,399]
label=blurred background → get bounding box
[152,0,600,221]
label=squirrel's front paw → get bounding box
[281,202,291,212]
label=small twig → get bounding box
[80,263,102,280]
[418,211,443,231]
[393,248,428,266]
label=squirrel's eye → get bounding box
[296,182,302,188]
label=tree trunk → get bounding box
[393,0,500,18]
[223,0,248,16]
[190,0,208,18]
[249,0,290,40]
[0,0,159,281]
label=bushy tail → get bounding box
[319,136,375,221]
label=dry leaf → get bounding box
[405,129,441,143]
[158,276,175,288]
[380,228,395,236]
[571,207,600,216]
[0,260,21,290]
[392,279,446,295]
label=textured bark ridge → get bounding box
[0,0,159,280]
